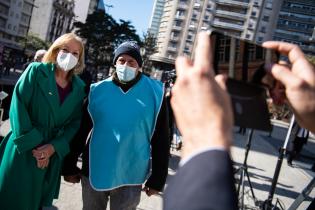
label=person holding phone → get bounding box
[163,31,315,210]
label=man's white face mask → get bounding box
[116,64,137,82]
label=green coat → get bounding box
[0,62,85,210]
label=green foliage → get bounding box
[307,55,315,65]
[141,31,158,75]
[20,34,51,51]
[73,10,141,75]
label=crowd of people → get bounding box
[0,30,314,210]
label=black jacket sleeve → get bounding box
[62,98,93,176]
[145,97,170,191]
[164,150,238,210]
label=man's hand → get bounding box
[263,41,315,133]
[64,174,81,183]
[171,32,233,160]
[142,186,159,197]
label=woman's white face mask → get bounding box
[116,64,137,82]
[56,51,78,72]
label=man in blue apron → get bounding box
[62,41,170,210]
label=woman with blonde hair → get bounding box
[0,33,86,210]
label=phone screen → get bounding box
[209,29,278,131]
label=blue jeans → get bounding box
[81,176,142,210]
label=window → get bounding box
[263,15,269,22]
[266,3,272,9]
[260,26,266,33]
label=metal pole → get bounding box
[229,37,236,78]
[262,115,295,210]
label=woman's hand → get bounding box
[32,144,55,169]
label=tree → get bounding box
[20,34,51,52]
[116,20,141,45]
[307,55,315,65]
[74,10,118,74]
[73,10,141,76]
[141,31,158,75]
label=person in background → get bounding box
[163,31,315,210]
[62,41,170,210]
[23,49,47,70]
[286,122,309,166]
[0,33,86,210]
[34,49,47,62]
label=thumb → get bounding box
[215,74,228,91]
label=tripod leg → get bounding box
[237,167,244,196]
[241,168,245,210]
[244,168,256,201]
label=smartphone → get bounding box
[209,29,277,131]
[226,78,272,131]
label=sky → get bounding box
[99,0,155,38]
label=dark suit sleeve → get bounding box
[62,98,93,176]
[164,150,238,210]
[145,97,170,191]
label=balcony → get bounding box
[0,10,8,19]
[215,10,246,20]
[170,36,179,41]
[172,25,182,31]
[194,3,201,9]
[279,14,315,24]
[282,6,314,16]
[277,25,314,34]
[175,15,185,20]
[177,3,188,10]
[167,46,177,52]
[189,24,197,31]
[286,0,314,6]
[215,0,249,8]
[212,20,244,31]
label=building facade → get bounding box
[149,0,166,37]
[0,0,36,66]
[29,0,75,43]
[151,0,282,67]
[274,0,315,55]
[73,0,91,23]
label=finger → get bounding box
[175,56,192,78]
[215,74,228,91]
[36,144,48,150]
[194,32,214,77]
[270,64,300,87]
[44,159,49,168]
[262,41,306,65]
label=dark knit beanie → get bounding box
[113,41,143,67]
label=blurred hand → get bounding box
[263,41,315,132]
[171,32,233,160]
[36,158,49,169]
[32,144,55,160]
[142,186,159,196]
[64,174,81,183]
[32,144,55,169]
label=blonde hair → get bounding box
[42,33,85,75]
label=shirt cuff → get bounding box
[179,146,227,167]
